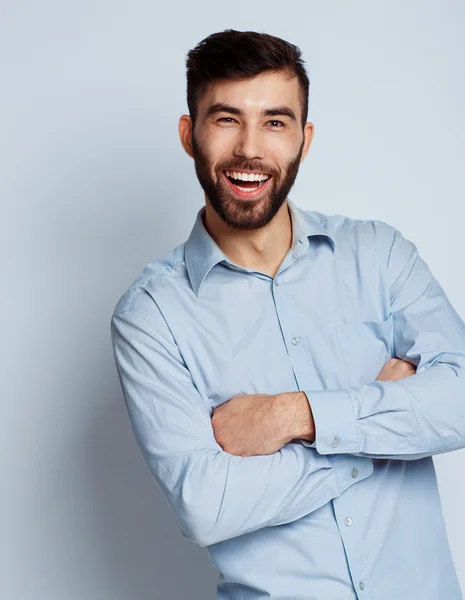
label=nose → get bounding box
[233,124,265,160]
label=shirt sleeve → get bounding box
[110,304,371,548]
[302,222,465,461]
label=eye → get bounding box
[217,117,238,124]
[267,120,285,128]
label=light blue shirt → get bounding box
[111,198,465,600]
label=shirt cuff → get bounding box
[300,439,317,448]
[300,438,316,448]
[303,390,358,455]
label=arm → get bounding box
[299,222,465,461]
[110,305,371,547]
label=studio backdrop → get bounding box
[2,1,464,599]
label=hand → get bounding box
[211,393,290,457]
[376,358,417,382]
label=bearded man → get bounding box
[111,29,465,600]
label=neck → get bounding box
[202,199,293,278]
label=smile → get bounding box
[222,170,273,199]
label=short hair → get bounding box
[185,29,310,130]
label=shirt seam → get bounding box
[113,262,184,316]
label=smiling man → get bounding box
[111,30,465,600]
[183,70,308,243]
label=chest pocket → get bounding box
[334,314,394,388]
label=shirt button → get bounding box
[344,517,352,527]
[274,279,279,286]
[332,436,340,448]
[359,581,365,591]
[291,337,300,345]
[351,468,359,478]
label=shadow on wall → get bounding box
[77,371,217,600]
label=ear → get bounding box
[178,115,195,158]
[299,122,315,163]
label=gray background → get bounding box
[2,1,464,598]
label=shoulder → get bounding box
[305,209,419,282]
[305,208,401,252]
[111,242,188,320]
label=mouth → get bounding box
[222,170,273,199]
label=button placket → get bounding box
[331,456,374,598]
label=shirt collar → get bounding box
[185,198,335,296]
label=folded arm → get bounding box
[299,222,465,461]
[111,305,370,547]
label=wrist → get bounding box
[275,392,315,442]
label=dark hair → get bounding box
[185,29,310,130]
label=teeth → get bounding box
[225,170,270,182]
[234,184,260,192]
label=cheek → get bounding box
[203,125,236,148]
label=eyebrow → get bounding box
[205,103,297,122]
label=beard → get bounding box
[191,132,305,231]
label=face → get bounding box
[179,70,314,231]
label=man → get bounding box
[111,29,465,600]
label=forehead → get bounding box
[199,71,301,117]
